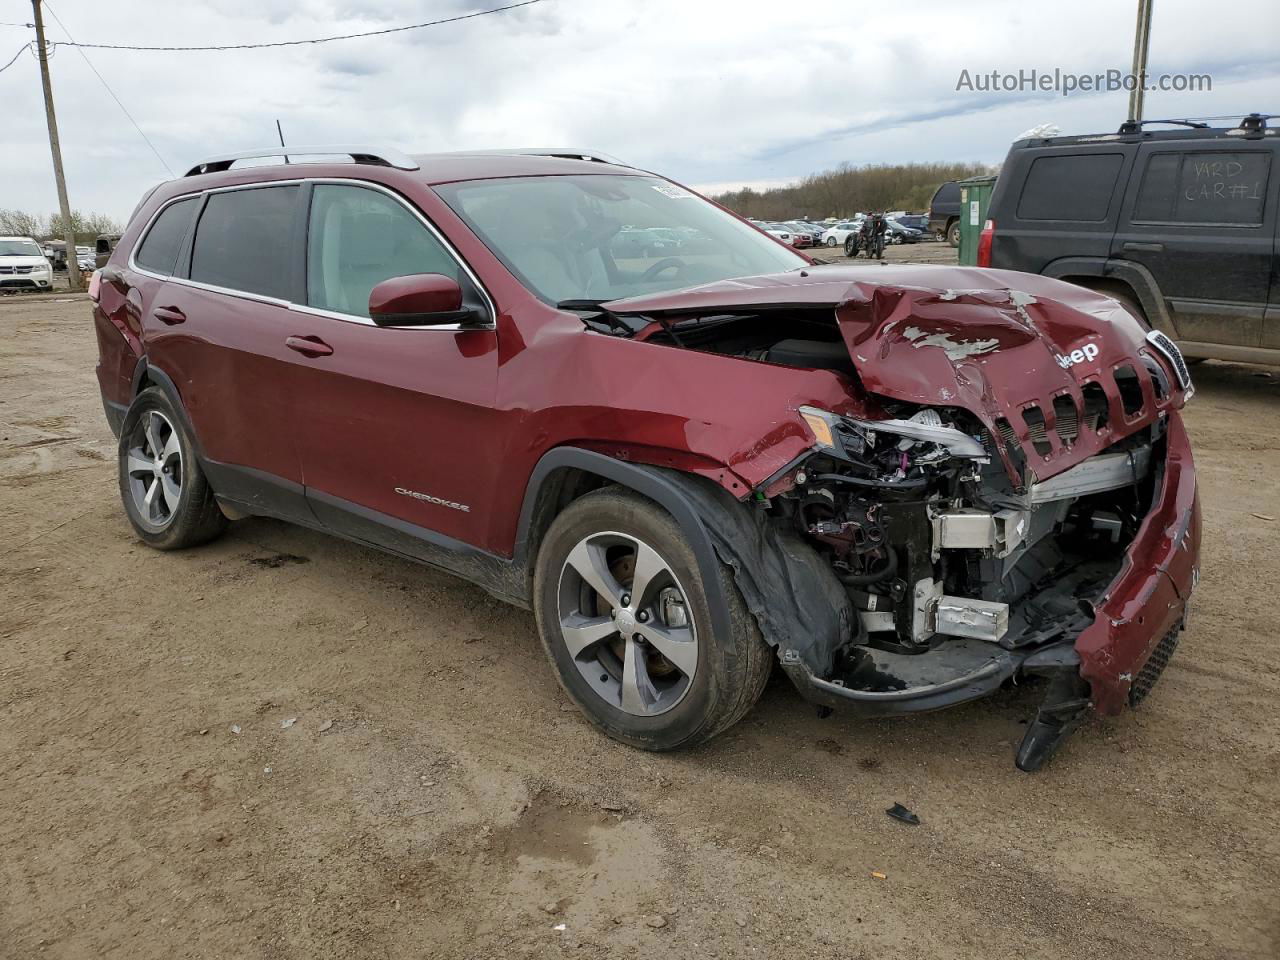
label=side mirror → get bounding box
[368,273,478,327]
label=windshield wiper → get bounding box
[557,298,640,336]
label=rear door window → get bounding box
[190,185,299,299]
[305,184,460,318]
[134,197,198,276]
[1133,151,1271,225]
[1016,154,1124,221]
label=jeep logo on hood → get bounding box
[1056,342,1100,369]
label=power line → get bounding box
[0,21,34,28]
[42,2,173,176]
[0,41,29,74]
[50,0,547,52]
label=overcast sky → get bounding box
[2,0,1277,222]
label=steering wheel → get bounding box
[640,257,687,282]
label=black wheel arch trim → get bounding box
[127,358,210,461]
[513,447,735,645]
[1041,256,1177,337]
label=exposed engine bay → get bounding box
[584,270,1196,771]
[636,306,1159,659]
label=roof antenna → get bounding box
[276,119,290,164]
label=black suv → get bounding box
[983,113,1279,366]
[928,181,962,246]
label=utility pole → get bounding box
[1127,0,1154,124]
[31,0,81,291]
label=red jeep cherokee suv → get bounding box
[92,145,1200,770]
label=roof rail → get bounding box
[1116,118,1210,133]
[419,147,629,166]
[183,144,419,178]
[1117,112,1273,135]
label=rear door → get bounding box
[1112,144,1275,348]
[281,181,501,553]
[1259,147,1280,354]
[141,183,310,519]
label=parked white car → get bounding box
[819,219,865,247]
[753,221,793,244]
[0,237,54,292]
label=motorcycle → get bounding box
[850,216,886,259]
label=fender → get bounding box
[1041,256,1177,338]
[127,357,316,528]
[512,447,734,645]
[1100,259,1177,338]
[128,358,206,459]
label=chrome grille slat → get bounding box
[1145,330,1193,393]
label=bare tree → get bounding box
[0,209,47,237]
[713,161,999,219]
[84,212,123,235]
[45,209,122,238]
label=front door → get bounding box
[281,182,502,555]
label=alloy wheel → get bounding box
[125,410,183,529]
[556,531,698,716]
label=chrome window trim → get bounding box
[127,177,497,332]
[127,191,204,282]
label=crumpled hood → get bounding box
[603,265,1190,486]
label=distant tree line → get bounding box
[711,161,999,220]
[0,209,124,239]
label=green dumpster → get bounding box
[956,175,997,266]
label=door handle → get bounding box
[153,305,186,325]
[285,335,334,357]
[1123,241,1164,253]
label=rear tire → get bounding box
[946,221,960,247]
[533,487,771,751]
[117,387,227,550]
[825,236,837,247]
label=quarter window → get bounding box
[190,185,299,299]
[306,184,460,318]
[1016,154,1124,221]
[1134,151,1271,225]
[134,197,198,276]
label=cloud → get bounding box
[2,0,1276,221]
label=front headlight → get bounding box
[799,405,987,459]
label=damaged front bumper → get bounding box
[777,413,1200,770]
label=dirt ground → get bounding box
[2,272,1278,959]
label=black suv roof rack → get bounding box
[184,144,419,177]
[1116,118,1210,133]
[1116,112,1271,135]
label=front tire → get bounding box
[533,487,771,751]
[825,236,837,247]
[946,221,961,247]
[118,387,227,550]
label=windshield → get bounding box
[435,174,806,305]
[0,240,43,257]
